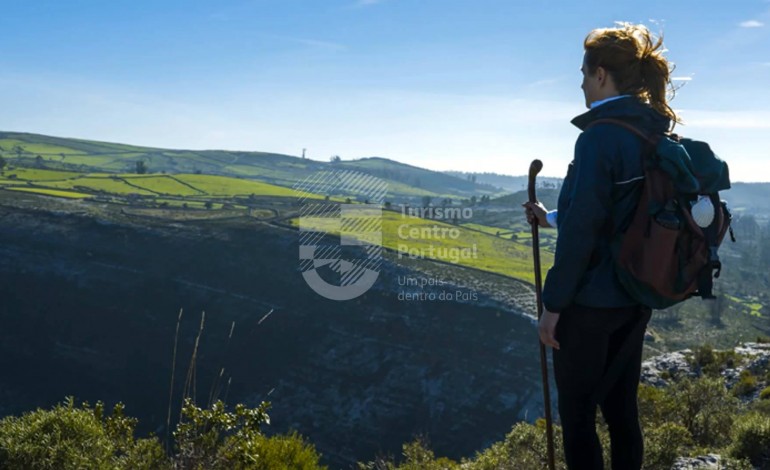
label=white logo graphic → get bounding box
[294,170,387,301]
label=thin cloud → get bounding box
[671,76,693,81]
[290,38,347,52]
[355,0,386,6]
[680,109,770,129]
[739,20,765,28]
[527,78,562,88]
[262,34,347,52]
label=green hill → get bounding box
[0,131,505,202]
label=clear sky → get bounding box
[1,0,768,181]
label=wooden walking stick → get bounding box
[528,159,556,470]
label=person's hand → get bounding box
[538,310,560,350]
[522,201,551,228]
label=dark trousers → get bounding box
[553,303,652,470]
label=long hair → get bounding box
[584,23,680,130]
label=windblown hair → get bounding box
[584,23,680,129]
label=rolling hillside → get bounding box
[0,131,505,202]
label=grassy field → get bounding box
[289,208,553,285]
[5,187,92,199]
[0,169,324,200]
[726,294,766,318]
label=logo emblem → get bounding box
[295,170,387,301]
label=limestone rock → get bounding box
[670,454,722,469]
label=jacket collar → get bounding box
[571,95,671,135]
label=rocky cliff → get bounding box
[0,193,550,468]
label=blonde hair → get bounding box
[584,23,680,129]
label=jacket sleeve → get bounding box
[542,128,614,313]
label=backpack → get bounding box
[587,118,735,310]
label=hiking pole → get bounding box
[528,159,556,470]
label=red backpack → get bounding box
[587,118,734,310]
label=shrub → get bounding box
[0,397,168,470]
[358,438,458,470]
[751,399,770,417]
[691,344,716,370]
[732,370,759,397]
[643,422,693,470]
[638,384,678,428]
[0,397,326,470]
[669,376,738,448]
[760,386,770,401]
[223,431,328,470]
[462,420,567,470]
[729,412,770,469]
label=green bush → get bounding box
[691,344,716,370]
[358,438,459,470]
[0,397,168,470]
[0,397,326,470]
[642,422,693,470]
[223,432,328,470]
[690,345,746,378]
[461,420,567,470]
[638,384,678,428]
[729,412,770,469]
[751,399,770,417]
[733,370,759,397]
[173,398,326,469]
[760,386,770,401]
[669,376,738,448]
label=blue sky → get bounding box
[1,0,768,181]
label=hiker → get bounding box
[524,23,679,470]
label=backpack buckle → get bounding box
[710,247,722,278]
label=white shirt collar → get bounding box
[590,94,632,109]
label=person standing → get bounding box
[525,23,680,470]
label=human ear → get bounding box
[596,66,606,85]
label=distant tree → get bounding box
[330,155,341,163]
[384,201,392,209]
[35,155,44,168]
[204,201,213,210]
[12,145,24,159]
[470,195,477,206]
[0,155,6,170]
[302,148,307,159]
[135,161,148,174]
[422,196,432,208]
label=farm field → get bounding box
[0,169,323,200]
[289,209,554,285]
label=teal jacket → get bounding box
[542,96,671,313]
